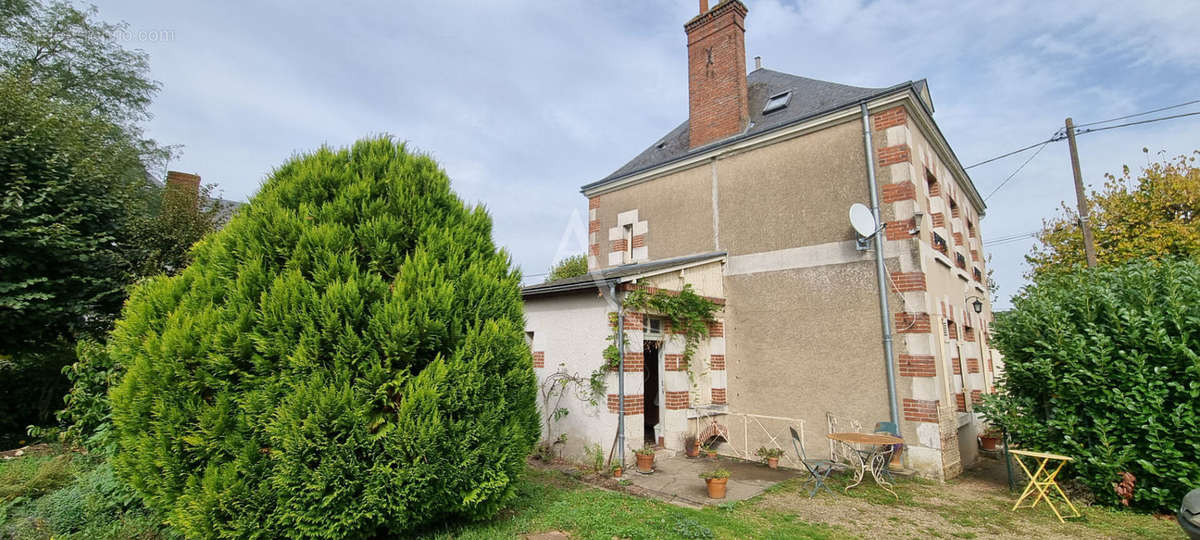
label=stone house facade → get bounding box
[524,0,999,480]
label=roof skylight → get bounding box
[763,91,791,114]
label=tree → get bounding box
[109,138,540,537]
[979,259,1200,512]
[0,70,149,356]
[545,253,588,282]
[0,0,157,125]
[126,181,231,278]
[1027,150,1200,277]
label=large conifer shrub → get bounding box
[108,138,539,537]
[982,259,1200,512]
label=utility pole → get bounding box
[1065,117,1098,267]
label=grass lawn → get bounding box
[1,446,1183,539]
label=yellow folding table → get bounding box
[1009,449,1081,522]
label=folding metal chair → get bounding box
[790,426,843,497]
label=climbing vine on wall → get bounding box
[589,283,720,404]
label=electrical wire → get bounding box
[964,100,1200,171]
[982,140,1051,202]
[1074,110,1200,136]
[1072,99,1200,128]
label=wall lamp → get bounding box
[965,295,985,314]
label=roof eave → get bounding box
[581,81,916,195]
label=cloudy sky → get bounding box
[100,0,1200,309]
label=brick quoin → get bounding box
[607,394,644,415]
[963,326,976,342]
[902,398,939,423]
[895,312,931,333]
[709,354,725,370]
[631,234,645,249]
[953,232,964,246]
[664,354,688,371]
[708,320,724,337]
[988,357,994,372]
[665,390,690,410]
[882,181,916,203]
[877,144,911,166]
[711,388,727,404]
[872,106,907,131]
[970,389,983,404]
[885,219,917,241]
[952,358,962,375]
[589,243,600,256]
[623,312,643,331]
[971,249,981,262]
[589,220,600,233]
[889,271,927,292]
[966,357,981,373]
[898,354,936,377]
[618,352,644,372]
[686,1,749,149]
[611,239,628,253]
[954,393,968,412]
[589,198,600,209]
[532,351,544,369]
[931,212,945,228]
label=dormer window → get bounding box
[763,91,791,114]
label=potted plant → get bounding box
[756,447,785,469]
[700,468,731,499]
[612,463,622,478]
[702,441,718,459]
[633,445,656,473]
[683,434,700,458]
[979,426,1003,451]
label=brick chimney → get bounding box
[165,171,201,195]
[685,0,749,149]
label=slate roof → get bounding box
[582,69,923,192]
[522,251,726,297]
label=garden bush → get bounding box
[981,259,1200,512]
[108,138,540,537]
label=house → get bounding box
[523,0,998,480]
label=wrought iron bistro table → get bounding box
[826,432,904,498]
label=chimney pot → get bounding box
[699,0,708,13]
[754,56,762,70]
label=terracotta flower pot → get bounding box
[686,443,700,458]
[980,435,1000,451]
[613,467,622,478]
[706,450,717,459]
[705,477,728,499]
[767,457,779,469]
[636,452,655,473]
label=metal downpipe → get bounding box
[613,282,626,468]
[861,103,901,428]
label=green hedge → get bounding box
[108,138,540,537]
[984,259,1200,511]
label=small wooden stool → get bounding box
[1009,449,1081,522]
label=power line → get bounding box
[983,140,1051,202]
[964,100,1200,171]
[964,138,1058,170]
[1074,110,1200,136]
[1073,99,1200,128]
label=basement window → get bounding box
[763,91,791,114]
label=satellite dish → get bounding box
[849,203,878,238]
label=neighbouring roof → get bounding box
[522,251,726,298]
[582,69,925,193]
